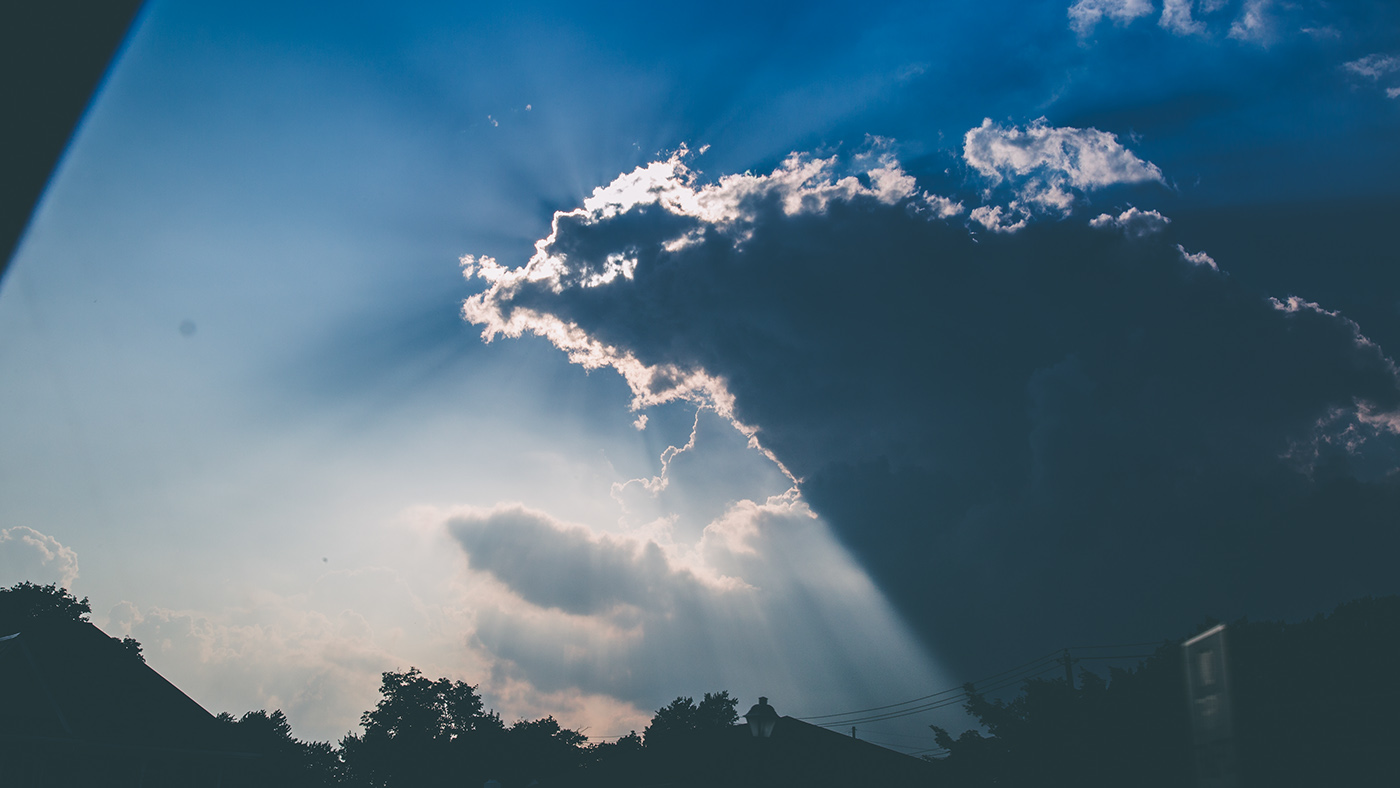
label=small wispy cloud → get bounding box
[1227,0,1274,43]
[1176,243,1219,270]
[1068,0,1155,37]
[1342,54,1400,100]
[1159,0,1205,36]
[1343,54,1400,80]
[1338,53,1394,79]
[1090,206,1172,237]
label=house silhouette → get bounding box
[726,712,937,788]
[0,618,255,787]
[624,698,937,788]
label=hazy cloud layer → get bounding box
[105,566,444,742]
[462,146,1400,673]
[444,495,947,719]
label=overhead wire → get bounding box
[800,641,1165,727]
[811,661,1064,727]
[586,643,1170,745]
[812,660,1059,725]
[1067,641,1165,650]
[797,649,1061,722]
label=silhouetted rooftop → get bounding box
[0,619,248,756]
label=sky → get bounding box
[3,0,1399,755]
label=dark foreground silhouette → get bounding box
[4,582,1397,787]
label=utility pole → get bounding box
[851,727,856,739]
[1059,649,1079,689]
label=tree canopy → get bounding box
[0,581,91,629]
[929,597,1400,788]
[0,581,143,661]
[642,691,740,747]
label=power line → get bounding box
[812,662,1064,727]
[1067,641,1165,650]
[799,640,1169,725]
[809,659,1060,725]
[813,650,1157,729]
[798,649,1061,722]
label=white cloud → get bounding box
[572,143,918,229]
[0,526,79,588]
[970,204,1030,234]
[921,193,966,218]
[1176,244,1219,270]
[1227,0,1273,43]
[1344,54,1400,80]
[1159,0,1205,35]
[1090,207,1171,237]
[963,118,1164,215]
[1068,0,1156,37]
[1388,87,1400,99]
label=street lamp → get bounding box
[745,696,779,738]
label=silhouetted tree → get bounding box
[0,581,91,629]
[341,667,494,787]
[339,667,587,788]
[1224,596,1400,787]
[930,597,1400,788]
[580,731,645,786]
[930,657,1188,788]
[217,709,339,787]
[0,580,144,661]
[642,690,739,747]
[486,715,588,786]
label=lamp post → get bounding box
[743,697,779,788]
[745,696,778,739]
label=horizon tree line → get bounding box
[3,581,1397,787]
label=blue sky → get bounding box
[3,0,1399,752]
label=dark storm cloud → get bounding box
[461,146,1400,674]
